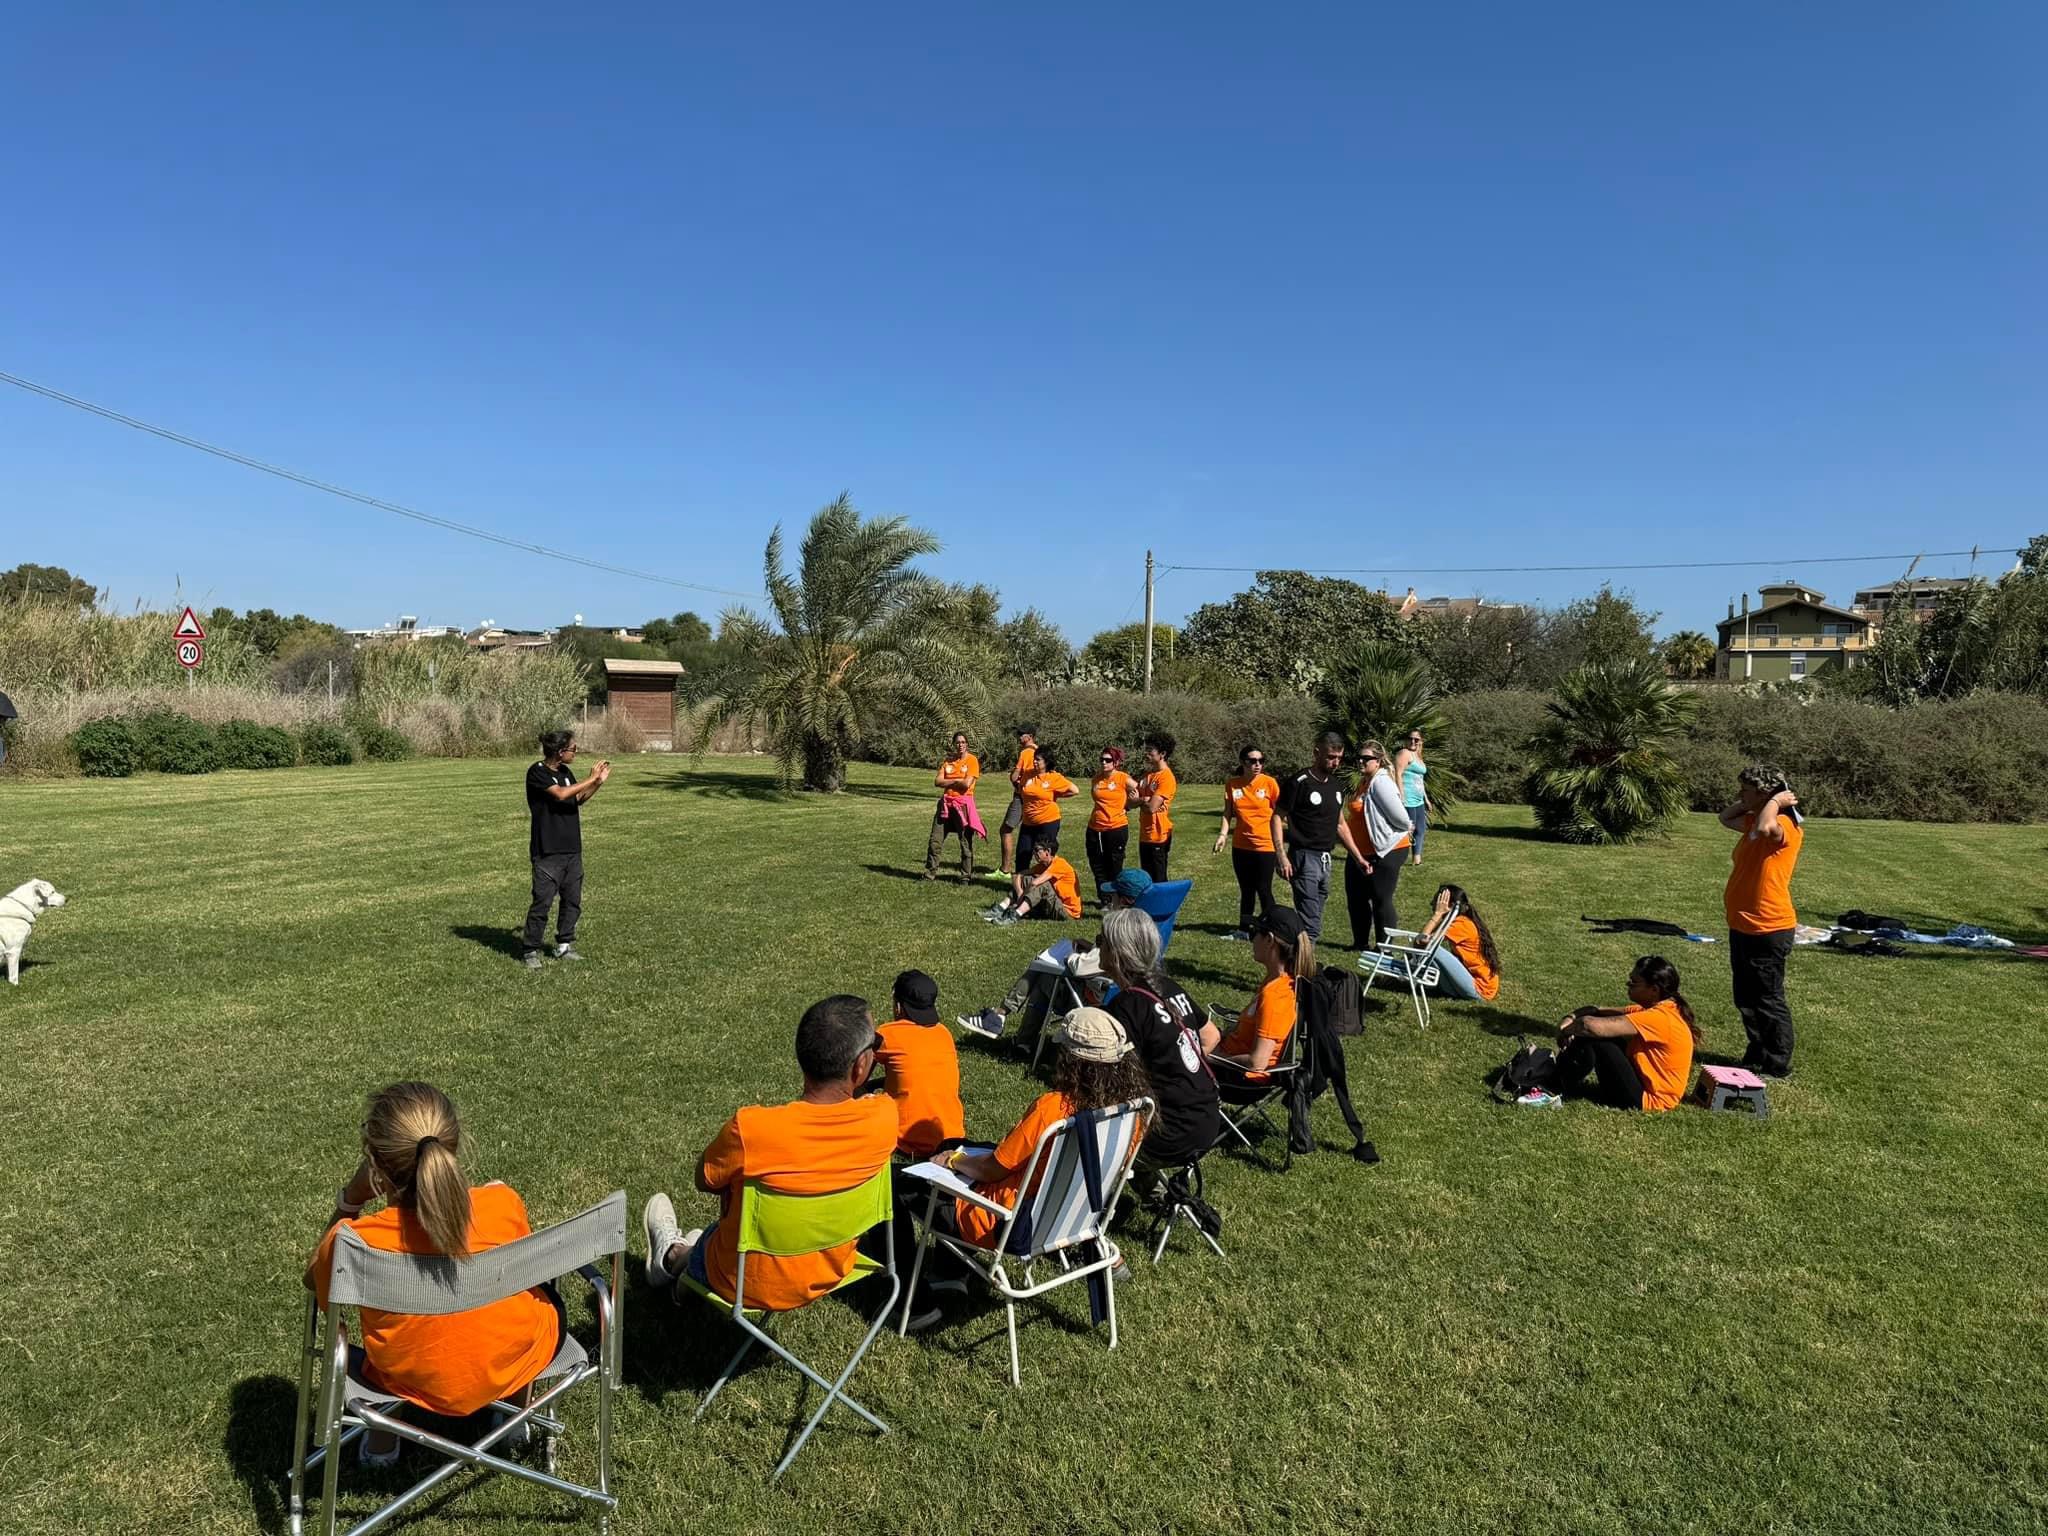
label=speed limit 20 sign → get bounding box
[177,638,204,670]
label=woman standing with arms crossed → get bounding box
[1212,744,1280,940]
[1135,733,1178,881]
[1085,746,1137,897]
[1342,741,1413,952]
[1394,729,1434,867]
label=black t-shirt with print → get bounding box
[527,761,582,857]
[1277,770,1350,852]
[1107,978,1220,1163]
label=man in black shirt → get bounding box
[1272,732,1364,942]
[523,729,610,969]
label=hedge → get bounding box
[298,724,356,766]
[130,709,221,774]
[216,720,299,770]
[72,718,140,778]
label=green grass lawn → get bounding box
[2,755,2045,1535]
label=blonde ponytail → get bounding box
[1288,932,1316,981]
[363,1081,473,1260]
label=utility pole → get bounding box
[1741,591,1752,681]
[1142,550,1156,694]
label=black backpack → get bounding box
[1492,1037,1559,1102]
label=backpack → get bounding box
[1492,1037,1559,1102]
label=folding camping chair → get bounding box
[287,1191,627,1536]
[1135,878,1193,953]
[1358,900,1460,1030]
[1143,1157,1226,1265]
[1208,1004,1304,1172]
[678,1169,900,1480]
[897,1097,1151,1386]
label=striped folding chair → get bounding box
[287,1192,627,1536]
[1358,899,1460,1030]
[897,1098,1151,1386]
[677,1169,900,1480]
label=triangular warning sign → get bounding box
[174,607,207,640]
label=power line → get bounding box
[1164,548,2014,579]
[0,369,761,601]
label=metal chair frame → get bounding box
[1358,900,1461,1030]
[1208,1005,1303,1173]
[897,1098,1150,1386]
[287,1191,627,1536]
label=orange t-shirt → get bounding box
[1012,746,1038,781]
[1139,765,1178,844]
[698,1096,898,1312]
[957,1090,1074,1247]
[875,1018,966,1159]
[310,1183,560,1418]
[1625,999,1696,1112]
[938,753,980,793]
[1220,974,1297,1075]
[1089,770,1136,831]
[1344,781,1410,858]
[1443,915,1500,1000]
[1725,813,1803,934]
[1224,773,1280,851]
[1019,772,1075,827]
[1041,856,1083,918]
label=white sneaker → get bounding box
[643,1193,681,1286]
[1515,1089,1562,1109]
[1223,929,1250,943]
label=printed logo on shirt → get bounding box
[1231,787,1243,800]
[1308,790,1323,805]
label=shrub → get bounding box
[352,721,412,762]
[130,709,221,774]
[216,719,298,770]
[1439,691,1550,803]
[72,717,140,777]
[298,723,356,766]
[1526,660,1697,843]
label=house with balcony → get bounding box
[1715,582,1871,683]
[1851,576,1973,620]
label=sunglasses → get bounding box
[1244,756,1264,765]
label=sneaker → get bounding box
[1222,929,1250,943]
[958,1010,1004,1040]
[521,950,544,971]
[491,1407,532,1455]
[927,1274,969,1296]
[900,1305,945,1334]
[643,1194,680,1286]
[993,910,1021,927]
[1515,1089,1563,1109]
[554,943,584,962]
[359,1434,402,1470]
[987,869,1012,883]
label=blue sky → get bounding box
[2,3,2041,641]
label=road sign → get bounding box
[177,638,204,670]
[174,607,206,640]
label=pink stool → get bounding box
[1696,1064,1770,1120]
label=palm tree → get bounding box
[1660,630,1717,680]
[1313,641,1459,811]
[1525,658,1698,843]
[689,496,987,791]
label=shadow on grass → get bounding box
[226,1373,297,1535]
[1437,822,1554,844]
[450,924,528,960]
[861,863,950,885]
[646,769,932,804]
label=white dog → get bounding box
[1,880,66,985]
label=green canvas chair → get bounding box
[678,1168,900,1480]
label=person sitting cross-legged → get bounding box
[643,995,899,1309]
[870,969,966,1161]
[980,842,1081,927]
[1548,955,1700,1112]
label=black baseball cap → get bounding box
[1251,907,1308,946]
[893,969,940,1025]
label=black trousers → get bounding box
[1344,851,1404,950]
[1085,827,1129,894]
[1556,1036,1643,1110]
[1230,847,1276,929]
[524,852,583,950]
[1730,927,1795,1073]
[1139,837,1171,882]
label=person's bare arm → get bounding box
[1558,1007,1635,1044]
[1754,790,1795,843]
[544,764,610,803]
[1336,816,1369,867]
[944,1147,1004,1182]
[1717,800,1749,830]
[1272,807,1293,877]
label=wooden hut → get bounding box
[601,659,683,750]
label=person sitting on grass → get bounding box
[1549,955,1699,1112]
[1408,883,1502,1000]
[306,1082,563,1467]
[870,969,966,1160]
[643,995,898,1309]
[981,842,1082,926]
[1200,906,1313,1076]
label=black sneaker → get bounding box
[901,1305,945,1333]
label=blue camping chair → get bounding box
[1135,879,1192,952]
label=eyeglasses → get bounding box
[868,1034,885,1055]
